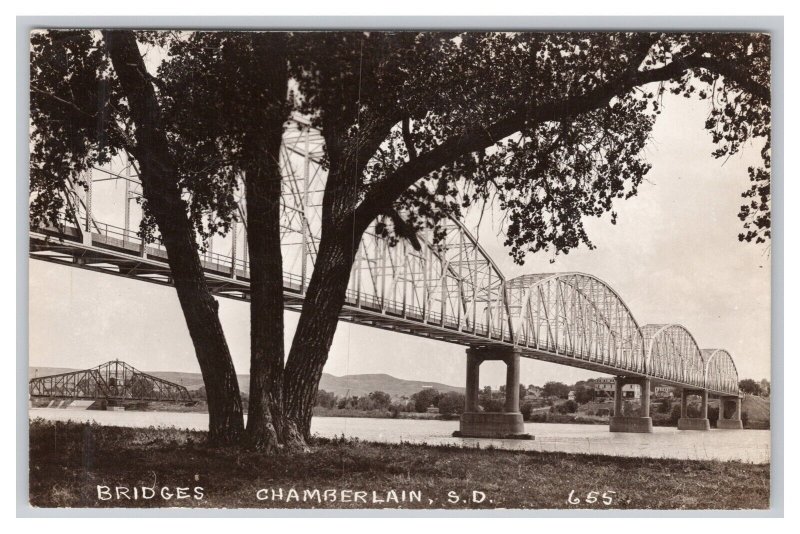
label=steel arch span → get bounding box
[29,118,742,396]
[641,324,706,390]
[703,349,739,395]
[505,273,645,375]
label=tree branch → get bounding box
[31,86,99,118]
[689,55,770,103]
[353,48,767,231]
[402,117,417,161]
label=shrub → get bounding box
[438,392,465,416]
[316,389,337,409]
[481,398,504,412]
[669,404,682,424]
[520,402,533,420]
[411,388,441,413]
[368,391,391,410]
[554,400,578,414]
[529,412,548,423]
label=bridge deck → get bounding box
[30,228,735,397]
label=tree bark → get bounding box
[242,147,284,450]
[283,228,359,438]
[236,33,309,451]
[103,30,244,445]
[283,154,366,438]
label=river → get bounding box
[28,408,770,464]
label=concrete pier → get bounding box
[717,395,744,429]
[455,347,531,439]
[677,389,711,430]
[609,376,652,433]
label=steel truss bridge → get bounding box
[29,360,191,402]
[29,117,740,399]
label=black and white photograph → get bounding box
[21,20,779,513]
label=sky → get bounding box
[28,92,772,390]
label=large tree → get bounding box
[156,32,304,450]
[279,32,770,438]
[30,29,253,444]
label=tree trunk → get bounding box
[283,234,357,437]
[282,128,377,438]
[243,155,286,450]
[104,30,244,445]
[234,33,309,451]
[284,218,361,438]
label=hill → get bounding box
[742,394,770,424]
[28,366,462,398]
[317,373,463,398]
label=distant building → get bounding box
[525,385,543,399]
[567,391,576,401]
[654,385,675,398]
[593,377,641,399]
[426,406,439,414]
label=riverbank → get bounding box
[28,420,769,509]
[312,407,451,420]
[32,396,768,429]
[40,398,766,429]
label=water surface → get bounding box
[29,408,770,464]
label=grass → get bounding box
[28,419,769,510]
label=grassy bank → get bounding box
[28,419,769,510]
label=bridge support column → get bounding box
[717,395,744,429]
[701,389,708,419]
[640,378,651,418]
[504,351,520,413]
[465,351,480,413]
[680,388,688,418]
[613,376,624,417]
[610,376,653,433]
[454,347,531,440]
[677,389,711,431]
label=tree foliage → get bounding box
[411,388,441,412]
[30,30,773,278]
[437,391,466,416]
[739,378,762,396]
[543,381,571,399]
[30,30,291,248]
[289,32,770,263]
[153,32,292,244]
[29,30,128,230]
[315,389,337,409]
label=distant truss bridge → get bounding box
[29,360,192,402]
